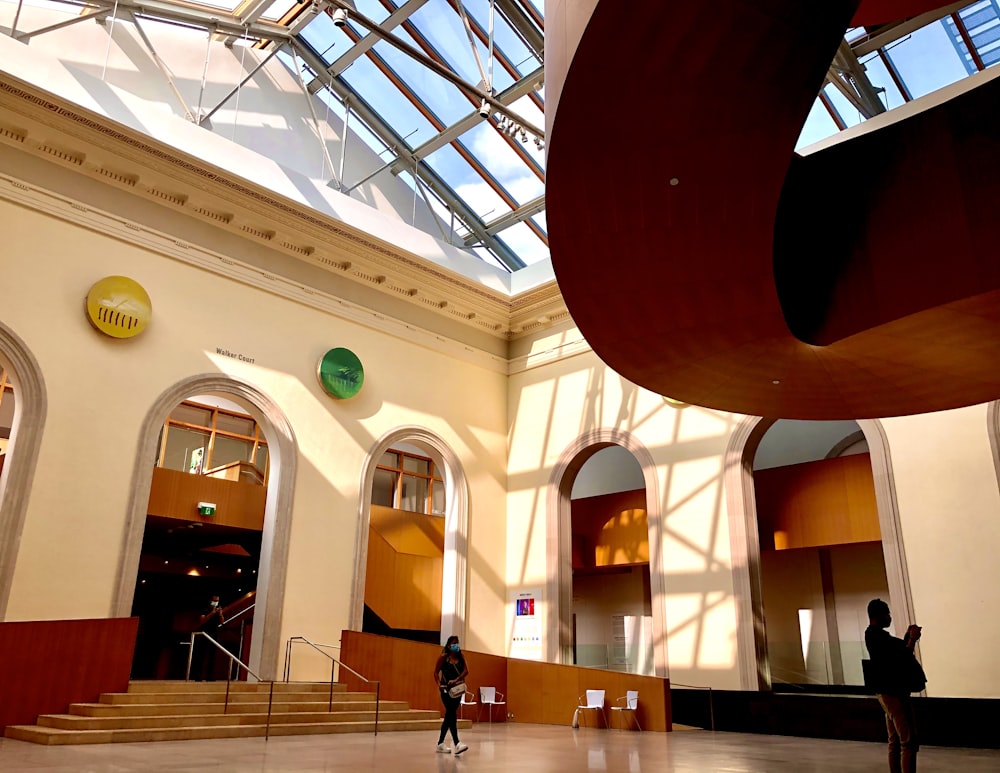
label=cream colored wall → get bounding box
[0,193,508,677]
[507,341,743,688]
[881,405,1000,698]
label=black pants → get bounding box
[191,633,221,681]
[438,690,461,744]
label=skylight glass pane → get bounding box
[353,0,393,25]
[495,221,547,266]
[422,143,511,220]
[821,84,865,129]
[884,22,968,98]
[795,98,839,150]
[464,3,539,74]
[408,0,489,86]
[338,49,440,147]
[859,54,906,109]
[462,123,543,206]
[369,39,471,126]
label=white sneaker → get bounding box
[453,742,469,756]
[436,743,451,753]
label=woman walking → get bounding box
[433,635,469,755]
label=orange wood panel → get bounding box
[363,529,443,631]
[572,490,648,569]
[508,658,671,731]
[0,617,138,729]
[340,631,507,722]
[340,631,670,730]
[755,455,880,550]
[369,505,444,556]
[146,466,266,530]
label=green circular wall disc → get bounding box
[317,348,364,399]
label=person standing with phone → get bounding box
[433,635,469,755]
[865,598,926,773]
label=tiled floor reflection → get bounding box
[1,723,998,772]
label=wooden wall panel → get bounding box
[340,631,507,721]
[571,490,648,568]
[146,467,265,530]
[340,631,670,730]
[755,454,880,550]
[0,617,138,729]
[363,530,443,631]
[369,505,444,556]
[508,658,671,731]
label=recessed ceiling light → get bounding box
[669,177,680,186]
[772,380,780,385]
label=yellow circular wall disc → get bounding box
[85,276,152,338]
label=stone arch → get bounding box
[724,416,914,690]
[351,426,470,644]
[0,321,48,620]
[547,428,668,676]
[111,374,297,680]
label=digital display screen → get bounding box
[516,598,534,616]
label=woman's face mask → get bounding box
[210,600,219,608]
[449,643,460,654]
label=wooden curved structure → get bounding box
[547,0,1000,419]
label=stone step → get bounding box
[37,708,439,731]
[5,717,470,746]
[70,699,406,717]
[99,690,374,705]
[127,680,344,694]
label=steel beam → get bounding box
[465,193,545,244]
[495,0,542,62]
[14,6,113,41]
[851,2,967,57]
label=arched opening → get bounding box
[351,427,469,646]
[129,394,272,680]
[0,321,47,621]
[570,446,654,674]
[548,429,668,677]
[112,375,297,681]
[725,417,914,691]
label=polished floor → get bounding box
[1,723,998,772]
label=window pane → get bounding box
[171,403,212,427]
[0,389,13,433]
[210,436,254,469]
[399,474,428,513]
[254,444,269,475]
[403,455,430,475]
[216,412,255,437]
[162,427,210,473]
[431,480,446,516]
[380,450,400,468]
[372,468,396,507]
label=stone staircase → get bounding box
[5,680,466,745]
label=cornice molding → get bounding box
[0,173,512,374]
[0,73,568,342]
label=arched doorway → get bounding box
[725,417,914,690]
[112,375,297,680]
[351,427,469,645]
[548,429,668,677]
[0,321,47,621]
[129,394,272,680]
[570,445,654,674]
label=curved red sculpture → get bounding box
[547,0,1000,419]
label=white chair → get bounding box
[610,690,641,731]
[576,689,608,728]
[478,686,506,723]
[459,690,477,720]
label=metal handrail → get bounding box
[670,682,715,731]
[284,635,381,735]
[186,631,277,740]
[224,603,256,625]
